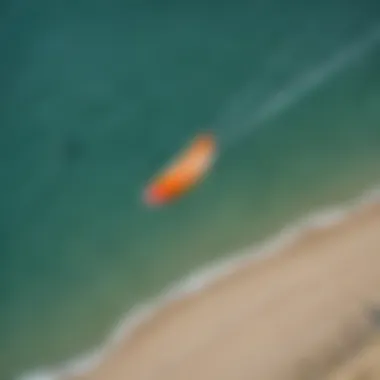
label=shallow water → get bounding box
[1,1,380,379]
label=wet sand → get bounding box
[73,199,380,380]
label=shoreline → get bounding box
[19,185,380,380]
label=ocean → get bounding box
[1,1,380,379]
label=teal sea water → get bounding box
[1,1,380,378]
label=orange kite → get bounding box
[143,133,217,206]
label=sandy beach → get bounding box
[327,334,380,380]
[71,199,380,380]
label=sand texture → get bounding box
[72,201,380,380]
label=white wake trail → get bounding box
[217,25,380,148]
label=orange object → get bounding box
[143,133,217,206]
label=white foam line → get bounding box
[220,25,380,146]
[17,184,380,380]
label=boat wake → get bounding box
[216,24,380,148]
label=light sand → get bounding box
[73,200,380,380]
[327,335,380,380]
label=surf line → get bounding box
[216,24,380,148]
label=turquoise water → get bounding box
[1,1,380,379]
